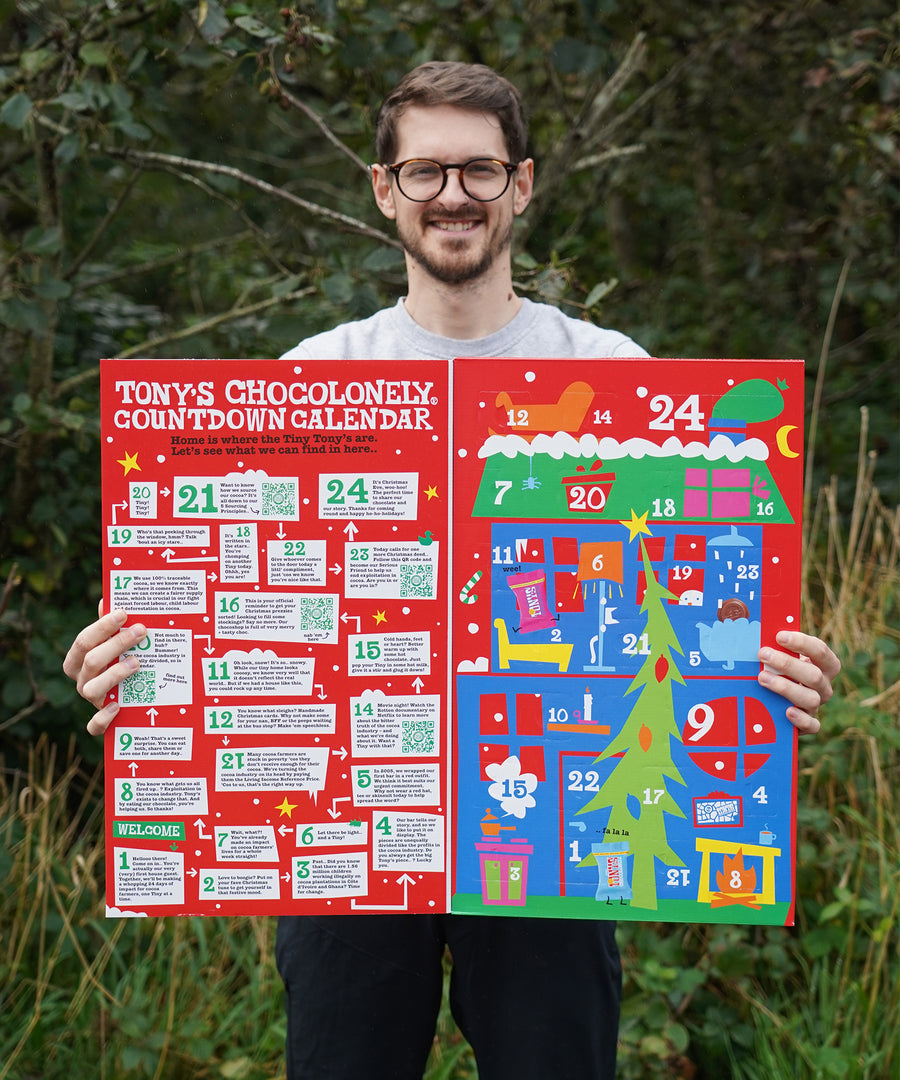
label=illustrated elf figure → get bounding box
[578,533,687,910]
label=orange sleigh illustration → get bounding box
[491,381,595,439]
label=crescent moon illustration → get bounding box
[776,424,800,458]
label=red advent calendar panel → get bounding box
[102,360,450,916]
[101,356,802,925]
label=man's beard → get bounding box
[397,210,514,286]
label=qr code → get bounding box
[261,481,296,517]
[122,668,156,705]
[400,563,433,598]
[401,719,435,755]
[300,595,335,633]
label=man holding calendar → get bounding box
[65,60,840,1080]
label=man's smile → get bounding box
[431,220,480,232]
[423,209,485,235]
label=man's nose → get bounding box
[437,167,470,206]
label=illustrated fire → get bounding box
[711,849,760,909]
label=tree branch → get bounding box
[268,54,371,177]
[32,112,400,250]
[115,286,316,358]
[53,287,316,396]
[586,33,647,128]
[571,144,646,173]
[107,145,399,248]
[75,231,258,292]
[0,563,20,620]
[804,258,852,522]
[522,34,647,239]
[591,33,729,151]
[65,165,145,281]
[145,161,294,277]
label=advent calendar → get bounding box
[101,355,803,924]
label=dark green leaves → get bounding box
[1,91,32,129]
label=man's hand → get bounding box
[62,607,147,736]
[758,630,841,734]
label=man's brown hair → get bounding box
[375,61,528,165]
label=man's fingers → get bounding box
[775,630,842,685]
[758,664,823,714]
[62,610,147,708]
[783,707,821,735]
[81,653,142,710]
[87,701,121,737]
[63,609,128,680]
[757,663,824,733]
[757,631,842,734]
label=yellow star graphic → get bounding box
[116,450,141,476]
[275,796,298,818]
[619,509,653,542]
[373,610,387,625]
[424,484,439,501]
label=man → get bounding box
[65,61,841,1079]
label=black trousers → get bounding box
[275,913,621,1079]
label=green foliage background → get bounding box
[1,2,897,1078]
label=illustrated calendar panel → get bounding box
[101,359,451,916]
[450,357,803,925]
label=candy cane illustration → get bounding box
[458,570,483,605]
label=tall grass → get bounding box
[1,431,896,1079]
[0,739,286,1079]
[0,743,474,1078]
[611,422,898,1080]
[728,418,900,1080]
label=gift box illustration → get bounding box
[475,836,533,906]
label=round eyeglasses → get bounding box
[384,158,520,202]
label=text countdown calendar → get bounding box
[101,356,803,925]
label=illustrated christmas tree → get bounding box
[578,530,688,910]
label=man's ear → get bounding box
[513,158,534,216]
[371,164,397,220]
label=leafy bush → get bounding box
[2,0,896,760]
[1,3,897,1077]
